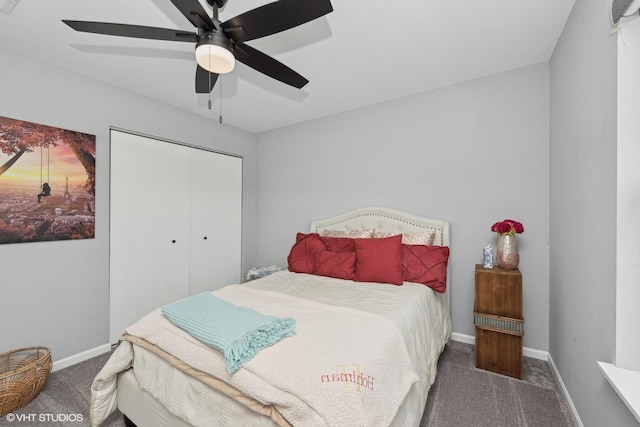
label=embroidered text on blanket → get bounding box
[320,364,375,392]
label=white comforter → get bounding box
[91,271,451,426]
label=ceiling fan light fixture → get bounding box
[64,0,334,92]
[195,36,235,74]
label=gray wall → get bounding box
[256,63,551,351]
[0,49,259,361]
[549,1,637,425]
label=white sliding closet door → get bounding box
[190,149,242,294]
[153,142,191,306]
[109,130,242,344]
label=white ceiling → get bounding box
[0,0,575,134]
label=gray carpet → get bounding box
[0,351,123,427]
[422,340,577,426]
[1,341,577,426]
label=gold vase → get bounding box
[497,233,519,269]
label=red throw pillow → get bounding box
[315,251,356,280]
[354,235,403,285]
[401,245,450,292]
[287,234,326,273]
[320,236,356,253]
[295,232,320,242]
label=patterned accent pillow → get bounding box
[401,245,450,292]
[322,229,375,239]
[373,230,436,245]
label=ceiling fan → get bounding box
[63,0,333,94]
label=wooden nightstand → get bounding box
[474,264,524,379]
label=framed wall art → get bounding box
[0,116,96,244]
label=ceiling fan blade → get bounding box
[63,20,197,42]
[195,65,219,93]
[169,0,215,31]
[236,43,308,89]
[221,0,333,43]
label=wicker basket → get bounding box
[0,347,51,417]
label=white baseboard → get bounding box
[450,332,548,360]
[550,355,584,426]
[450,331,475,345]
[524,346,549,361]
[51,343,112,372]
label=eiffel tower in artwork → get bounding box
[63,176,72,200]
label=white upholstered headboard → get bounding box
[310,207,451,309]
[311,206,450,246]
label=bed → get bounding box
[91,207,452,427]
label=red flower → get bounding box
[491,219,524,234]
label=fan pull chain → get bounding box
[219,77,223,124]
[207,57,212,110]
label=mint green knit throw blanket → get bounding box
[161,292,296,373]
